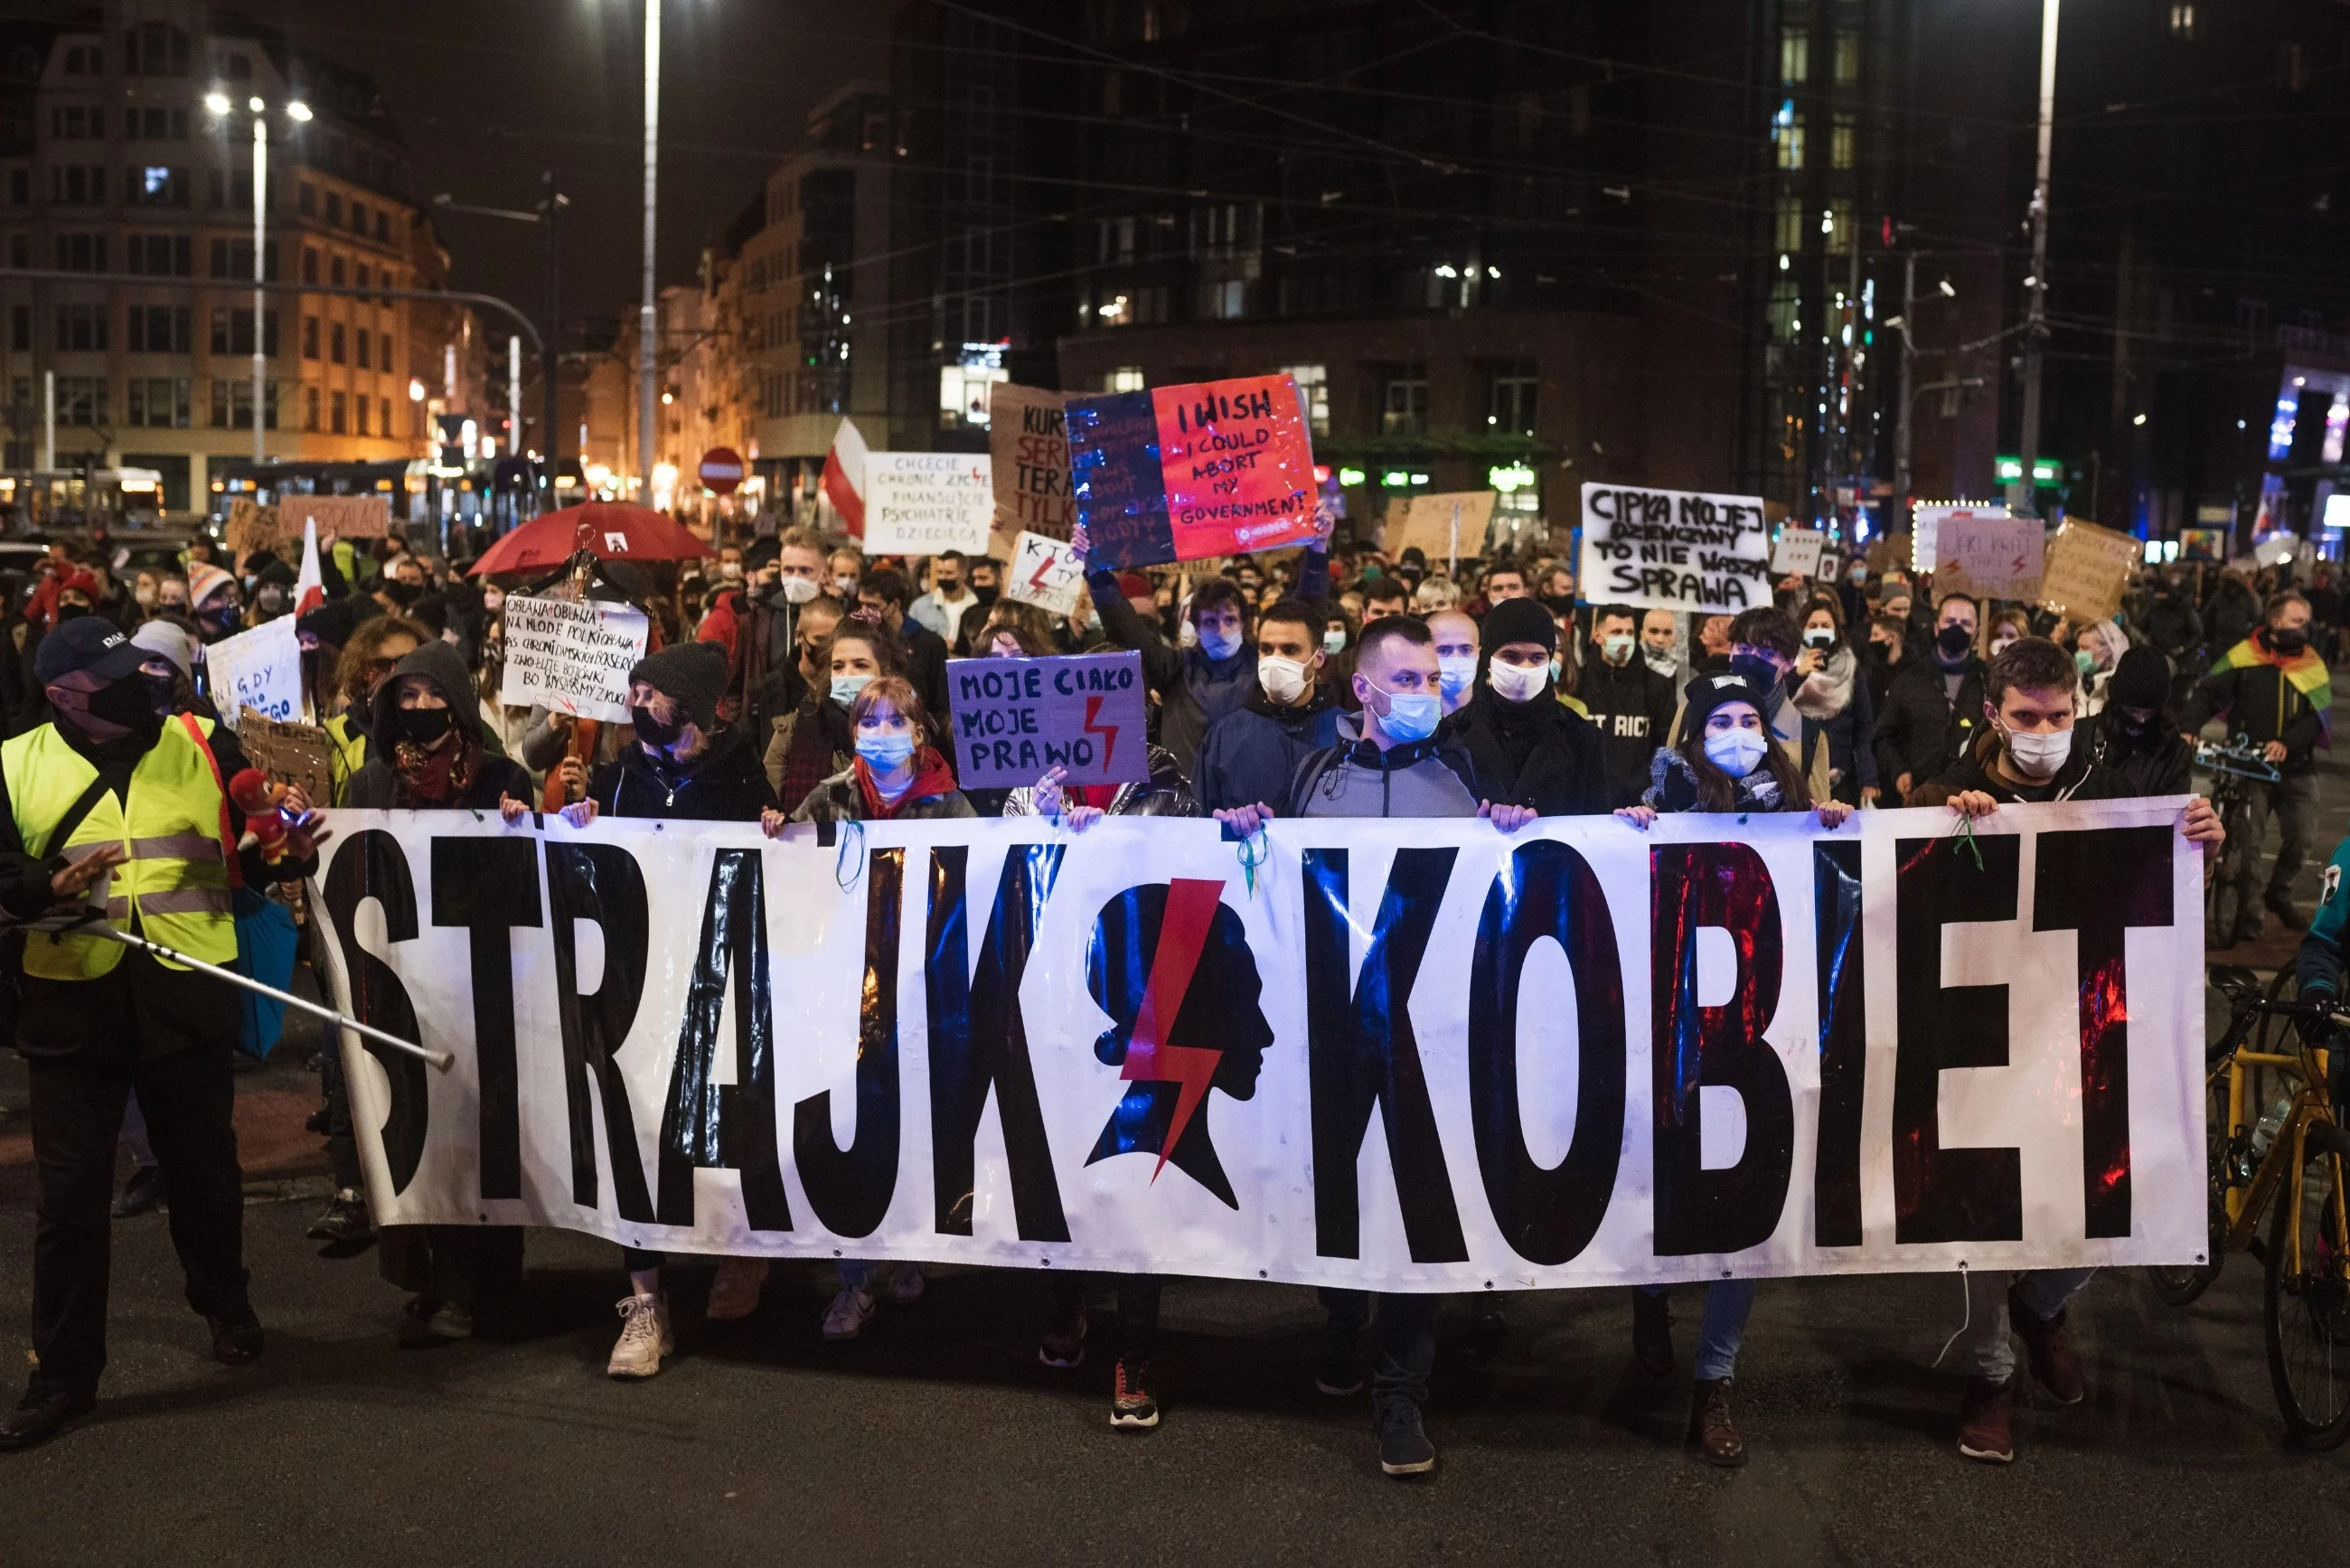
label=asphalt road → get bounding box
[0,749,2343,1565]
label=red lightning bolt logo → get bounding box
[1121,878,1226,1181]
[1083,694,1120,770]
[1027,549,1058,596]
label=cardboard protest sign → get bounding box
[2037,519,2140,622]
[282,493,391,540]
[1866,533,1911,573]
[498,593,651,724]
[948,651,1148,790]
[1003,530,1086,618]
[1578,482,1772,615]
[1384,492,1497,563]
[222,497,277,559]
[1770,526,1824,578]
[1912,502,2005,576]
[1932,510,2042,600]
[989,384,1074,549]
[1067,374,1319,570]
[201,615,301,730]
[238,709,334,806]
[863,452,993,557]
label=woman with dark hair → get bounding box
[763,611,905,806]
[1790,595,1879,805]
[1614,671,1851,1468]
[2087,644,2193,795]
[322,613,433,805]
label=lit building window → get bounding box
[1774,197,1805,251]
[1834,31,1860,85]
[2168,5,2195,40]
[1280,363,1330,435]
[1774,106,1805,171]
[1832,115,1856,170]
[1106,366,1145,393]
[1780,29,1807,84]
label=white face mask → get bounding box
[1488,659,1547,703]
[719,561,743,581]
[778,575,819,605]
[1179,618,1198,650]
[1703,727,1771,777]
[2002,723,2072,781]
[1258,655,1311,706]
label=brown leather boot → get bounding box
[1687,1377,1745,1468]
[2007,1286,2086,1405]
[1958,1374,2016,1463]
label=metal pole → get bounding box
[2015,0,2059,516]
[637,0,661,508]
[1894,251,1915,527]
[508,334,522,465]
[251,108,268,469]
[542,167,563,506]
[41,368,53,472]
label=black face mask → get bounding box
[143,671,178,717]
[393,705,454,747]
[1934,624,1975,660]
[1728,652,1782,690]
[630,704,684,749]
[381,579,422,606]
[85,675,166,746]
[972,584,999,608]
[2270,626,2308,653]
[56,602,90,621]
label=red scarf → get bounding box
[854,746,959,820]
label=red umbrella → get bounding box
[468,502,716,577]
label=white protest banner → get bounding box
[2038,519,2142,623]
[864,452,993,557]
[1933,510,2043,601]
[200,614,301,730]
[948,651,1149,789]
[311,799,2204,1291]
[1580,482,1771,615]
[1003,530,1087,618]
[498,593,650,724]
[1770,527,1824,578]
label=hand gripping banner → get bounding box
[308,800,2207,1291]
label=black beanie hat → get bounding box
[2107,645,2169,712]
[628,641,728,729]
[1480,595,1556,654]
[1680,669,1771,732]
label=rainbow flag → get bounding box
[2211,634,2332,743]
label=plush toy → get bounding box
[228,768,316,863]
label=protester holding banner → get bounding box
[1211,615,1535,1479]
[2186,589,2328,944]
[1790,596,1879,807]
[1189,596,1344,814]
[1873,593,1986,806]
[0,618,325,1451]
[1451,598,1608,819]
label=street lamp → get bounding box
[205,91,309,468]
[2015,0,2059,516]
[637,0,660,509]
[431,172,569,508]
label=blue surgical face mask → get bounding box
[856,730,916,770]
[1436,653,1478,700]
[830,672,871,708]
[1198,624,1244,661]
[1366,681,1440,743]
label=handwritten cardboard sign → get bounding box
[498,593,650,724]
[1067,373,1319,569]
[238,709,334,806]
[988,384,1073,551]
[1384,491,1497,563]
[947,650,1148,789]
[1770,526,1824,578]
[201,614,301,730]
[2036,519,2141,623]
[1577,482,1772,615]
[282,493,392,540]
[864,452,993,557]
[1004,530,1086,618]
[1932,510,2043,600]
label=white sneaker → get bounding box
[705,1257,768,1321]
[888,1262,926,1306]
[607,1291,673,1378]
[822,1287,876,1340]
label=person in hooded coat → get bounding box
[1451,597,1611,817]
[2085,645,2193,797]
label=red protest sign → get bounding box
[1149,374,1319,561]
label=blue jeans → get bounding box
[1640,1279,1758,1382]
[1321,1288,1440,1415]
[1954,1267,2095,1381]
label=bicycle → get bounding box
[2150,966,2350,1446]
[2195,734,2279,948]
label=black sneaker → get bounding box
[304,1104,330,1135]
[1038,1309,1087,1369]
[0,1386,97,1453]
[1631,1289,1674,1376]
[208,1307,264,1366]
[111,1165,165,1220]
[1110,1358,1160,1430]
[1315,1329,1366,1396]
[306,1189,373,1246]
[1376,1403,1436,1477]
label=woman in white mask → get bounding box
[1614,668,1851,1468]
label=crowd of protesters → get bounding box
[4,512,2305,1478]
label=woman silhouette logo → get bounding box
[1084,878,1273,1209]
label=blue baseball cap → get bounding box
[35,616,148,686]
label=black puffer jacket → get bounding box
[586,725,777,821]
[1452,685,1611,817]
[1576,653,1678,808]
[1873,654,1986,804]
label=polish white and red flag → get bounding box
[821,418,869,539]
[293,519,325,618]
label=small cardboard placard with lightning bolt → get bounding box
[1004,529,1087,618]
[947,649,1150,791]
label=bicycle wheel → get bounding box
[2262,1131,2350,1446]
[2151,1069,2230,1306]
[2205,793,2251,947]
